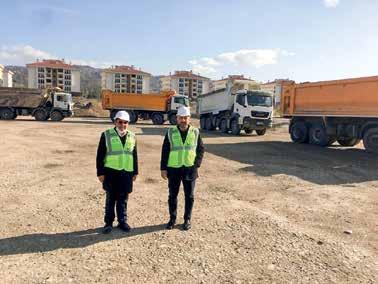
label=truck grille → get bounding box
[251,111,269,118]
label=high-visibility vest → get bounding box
[167,126,199,168]
[104,128,135,172]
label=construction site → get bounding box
[0,106,377,282]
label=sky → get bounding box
[1,0,377,82]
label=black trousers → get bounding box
[168,176,196,221]
[103,173,133,225]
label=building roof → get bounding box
[26,59,75,69]
[164,71,209,80]
[102,65,151,76]
[261,79,293,85]
[213,75,256,82]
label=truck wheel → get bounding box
[34,109,48,121]
[0,108,15,120]
[244,128,253,134]
[256,129,266,136]
[205,117,214,131]
[151,113,164,125]
[169,114,177,125]
[200,117,206,130]
[231,119,241,135]
[290,122,308,143]
[128,111,138,124]
[220,119,229,133]
[309,124,329,147]
[363,128,378,153]
[50,110,64,121]
[337,138,361,147]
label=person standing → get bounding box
[96,111,138,234]
[160,106,205,230]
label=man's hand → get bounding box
[133,175,138,182]
[98,175,105,183]
[161,170,168,180]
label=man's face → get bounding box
[115,118,129,131]
[177,115,190,129]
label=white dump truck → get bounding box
[0,87,74,121]
[198,83,274,135]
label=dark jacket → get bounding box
[96,128,138,193]
[160,125,205,180]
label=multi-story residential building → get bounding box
[160,71,210,98]
[0,64,14,87]
[26,59,80,94]
[101,65,151,94]
[210,75,260,92]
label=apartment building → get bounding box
[0,64,14,87]
[160,71,210,98]
[101,65,151,93]
[27,59,80,94]
[211,75,260,92]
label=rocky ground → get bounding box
[0,117,377,283]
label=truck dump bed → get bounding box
[281,76,378,117]
[198,88,234,115]
[0,87,46,108]
[101,90,176,112]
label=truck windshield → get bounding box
[174,97,189,107]
[247,93,272,107]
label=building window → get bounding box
[179,78,184,83]
[64,70,71,74]
[137,75,142,79]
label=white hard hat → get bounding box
[177,106,191,117]
[114,110,130,121]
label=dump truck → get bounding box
[198,82,274,135]
[101,89,189,125]
[281,75,378,153]
[0,87,74,121]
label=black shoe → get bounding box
[102,224,112,234]
[182,220,191,231]
[166,219,175,230]
[117,222,131,232]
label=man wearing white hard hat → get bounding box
[96,110,138,234]
[160,106,205,230]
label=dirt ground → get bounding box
[0,117,377,283]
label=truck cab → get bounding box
[231,90,274,135]
[167,95,189,124]
[52,92,74,112]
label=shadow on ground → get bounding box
[0,224,166,256]
[205,141,378,185]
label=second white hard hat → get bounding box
[114,110,130,121]
[177,106,191,117]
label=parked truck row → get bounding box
[198,82,274,135]
[101,89,189,125]
[0,87,74,121]
[282,76,378,153]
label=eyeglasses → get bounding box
[117,120,129,125]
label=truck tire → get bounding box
[220,119,229,133]
[128,111,138,124]
[151,113,164,125]
[169,114,177,125]
[205,117,214,131]
[309,124,329,147]
[34,109,48,121]
[256,129,266,136]
[0,108,15,120]
[337,138,361,147]
[231,119,241,135]
[363,128,378,154]
[290,122,308,143]
[244,128,253,134]
[200,117,206,130]
[50,110,64,121]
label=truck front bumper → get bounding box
[243,117,272,129]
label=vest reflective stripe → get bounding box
[167,126,199,168]
[104,128,135,172]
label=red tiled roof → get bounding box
[168,71,209,80]
[103,65,151,76]
[26,59,75,69]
